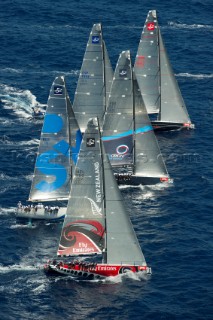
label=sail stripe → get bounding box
[135,125,153,134]
[102,125,153,141]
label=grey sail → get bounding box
[57,118,105,256]
[103,50,169,181]
[103,128,146,265]
[57,117,146,266]
[73,23,113,133]
[102,50,134,167]
[157,30,191,124]
[133,72,169,178]
[103,40,113,105]
[134,10,160,114]
[29,76,81,202]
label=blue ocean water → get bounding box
[0,0,212,319]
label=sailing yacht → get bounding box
[44,118,151,280]
[102,50,171,185]
[73,23,113,133]
[16,76,82,221]
[134,10,194,131]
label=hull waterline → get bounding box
[44,261,151,280]
[152,121,195,132]
[15,207,66,221]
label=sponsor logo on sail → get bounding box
[119,69,127,77]
[116,144,129,155]
[92,36,100,44]
[146,22,155,31]
[54,86,63,95]
[86,138,95,147]
[136,55,145,68]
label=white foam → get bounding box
[176,73,213,79]
[1,67,23,74]
[0,263,38,274]
[0,207,16,216]
[10,223,37,229]
[0,84,42,118]
[168,21,213,30]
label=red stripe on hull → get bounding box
[44,261,151,278]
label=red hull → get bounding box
[44,261,151,279]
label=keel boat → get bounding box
[16,76,82,221]
[44,118,151,280]
[102,50,171,185]
[134,10,194,131]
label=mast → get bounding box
[157,11,162,121]
[99,118,107,263]
[132,60,136,174]
[102,40,107,117]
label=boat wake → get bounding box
[51,270,150,284]
[0,206,16,216]
[167,21,213,31]
[10,223,37,229]
[0,84,44,119]
[176,73,213,80]
[0,263,38,274]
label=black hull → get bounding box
[116,174,172,186]
[151,121,194,132]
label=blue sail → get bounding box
[29,76,82,202]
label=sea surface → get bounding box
[0,0,212,319]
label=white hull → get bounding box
[15,207,66,221]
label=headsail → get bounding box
[134,10,160,114]
[28,76,81,202]
[157,30,191,124]
[102,126,146,265]
[73,23,113,133]
[102,50,134,167]
[57,118,105,257]
[133,72,169,178]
